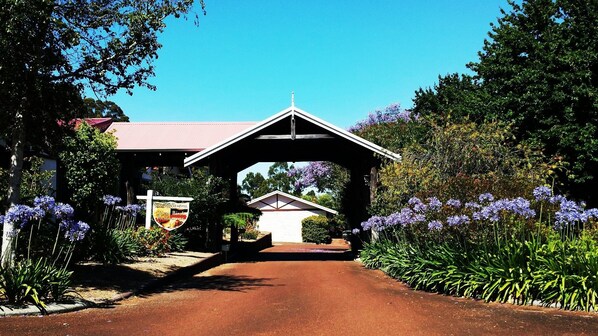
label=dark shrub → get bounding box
[301,215,331,244]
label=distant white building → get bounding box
[247,190,338,243]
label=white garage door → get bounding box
[258,210,323,243]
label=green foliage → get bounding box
[241,162,302,199]
[90,228,139,265]
[241,172,270,199]
[0,156,55,208]
[82,98,129,122]
[362,234,598,311]
[0,258,72,309]
[469,0,598,192]
[240,229,259,240]
[146,168,227,251]
[412,73,492,124]
[372,121,545,215]
[1,0,204,205]
[59,122,120,217]
[301,215,331,244]
[223,213,256,230]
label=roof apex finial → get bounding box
[291,91,295,108]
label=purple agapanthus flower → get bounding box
[532,186,552,201]
[116,204,143,217]
[4,204,35,229]
[54,203,74,220]
[428,220,443,231]
[549,195,567,205]
[409,197,428,213]
[446,215,470,226]
[585,208,598,220]
[554,199,586,229]
[64,221,91,242]
[34,196,56,212]
[465,202,481,209]
[352,228,360,235]
[427,197,442,211]
[479,193,495,203]
[361,216,387,232]
[446,199,462,208]
[103,195,122,206]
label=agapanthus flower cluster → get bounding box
[479,193,495,203]
[116,204,144,217]
[103,195,122,206]
[446,215,470,227]
[428,220,443,231]
[352,228,360,235]
[427,197,442,211]
[472,197,536,222]
[54,203,74,220]
[360,216,387,232]
[409,197,427,213]
[552,196,597,230]
[360,187,598,234]
[4,205,35,229]
[446,199,462,208]
[34,196,56,212]
[533,186,552,201]
[63,220,91,242]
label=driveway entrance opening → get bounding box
[183,105,400,251]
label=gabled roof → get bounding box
[183,106,401,167]
[247,190,338,215]
[105,122,256,152]
[76,118,114,132]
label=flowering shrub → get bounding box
[91,195,185,264]
[360,187,598,311]
[0,196,89,309]
[371,121,544,215]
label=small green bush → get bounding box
[91,228,139,265]
[240,229,259,240]
[0,258,72,308]
[301,215,331,244]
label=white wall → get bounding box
[257,209,325,243]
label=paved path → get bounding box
[1,243,598,335]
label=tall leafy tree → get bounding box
[468,0,598,201]
[240,172,270,199]
[1,0,204,263]
[412,73,491,124]
[82,98,129,122]
[266,162,299,195]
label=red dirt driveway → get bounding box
[1,243,597,336]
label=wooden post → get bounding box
[145,189,154,230]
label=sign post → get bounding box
[137,190,193,231]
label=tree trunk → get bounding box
[1,108,26,267]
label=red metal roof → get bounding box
[75,118,114,132]
[105,122,256,152]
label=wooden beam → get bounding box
[255,134,334,140]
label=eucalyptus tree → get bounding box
[1,0,205,264]
[468,0,598,201]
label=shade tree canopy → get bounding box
[412,0,598,203]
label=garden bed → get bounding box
[70,251,215,303]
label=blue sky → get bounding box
[106,0,509,129]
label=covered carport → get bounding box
[183,104,400,251]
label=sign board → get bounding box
[137,190,193,230]
[153,201,190,231]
